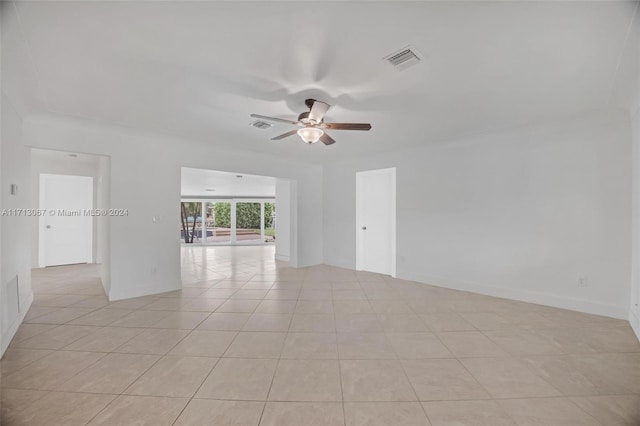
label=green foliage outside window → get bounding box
[213,202,231,228]
[213,202,274,229]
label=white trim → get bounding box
[630,306,640,342]
[230,201,237,243]
[390,169,397,277]
[275,254,290,262]
[109,280,180,301]
[181,197,275,204]
[288,180,299,268]
[356,175,362,271]
[1,291,34,356]
[260,202,265,242]
[397,270,628,320]
[39,175,45,267]
[355,167,397,277]
[201,200,206,244]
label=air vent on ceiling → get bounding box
[250,120,273,130]
[384,47,421,71]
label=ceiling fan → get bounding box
[250,99,371,145]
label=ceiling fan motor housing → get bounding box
[250,98,371,146]
[298,111,319,125]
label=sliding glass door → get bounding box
[180,198,275,245]
[265,202,275,242]
[180,201,202,244]
[236,202,262,243]
[210,201,231,243]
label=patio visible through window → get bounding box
[180,199,275,246]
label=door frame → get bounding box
[355,167,397,277]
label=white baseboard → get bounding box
[323,258,354,271]
[101,280,111,297]
[108,280,181,301]
[630,307,640,342]
[98,262,110,296]
[396,271,628,320]
[275,254,290,262]
[1,290,34,356]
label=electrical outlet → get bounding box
[578,276,589,288]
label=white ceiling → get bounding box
[5,1,639,164]
[181,167,276,198]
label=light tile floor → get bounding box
[1,245,640,425]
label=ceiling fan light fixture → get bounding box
[297,127,324,144]
[251,98,371,146]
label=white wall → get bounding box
[97,156,111,295]
[628,9,640,340]
[23,114,323,300]
[324,110,632,319]
[1,95,33,355]
[1,95,3,360]
[631,102,640,338]
[620,2,640,341]
[275,179,292,263]
[1,0,37,356]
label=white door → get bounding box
[39,174,93,267]
[356,168,396,276]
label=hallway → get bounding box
[1,246,639,425]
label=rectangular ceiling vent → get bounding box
[250,120,273,130]
[385,47,421,71]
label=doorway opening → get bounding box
[180,168,278,246]
[356,167,397,277]
[179,167,295,286]
[31,148,111,296]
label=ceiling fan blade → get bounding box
[323,123,371,131]
[308,100,330,123]
[320,133,336,146]
[271,129,299,140]
[250,114,299,125]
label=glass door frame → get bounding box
[180,197,275,246]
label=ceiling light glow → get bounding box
[297,127,324,144]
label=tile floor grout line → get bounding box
[168,358,222,426]
[381,296,431,420]
[174,268,264,424]
[255,272,283,426]
[470,325,568,399]
[330,282,348,426]
[167,289,250,410]
[11,386,639,403]
[5,251,640,425]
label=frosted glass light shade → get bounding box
[297,127,324,144]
